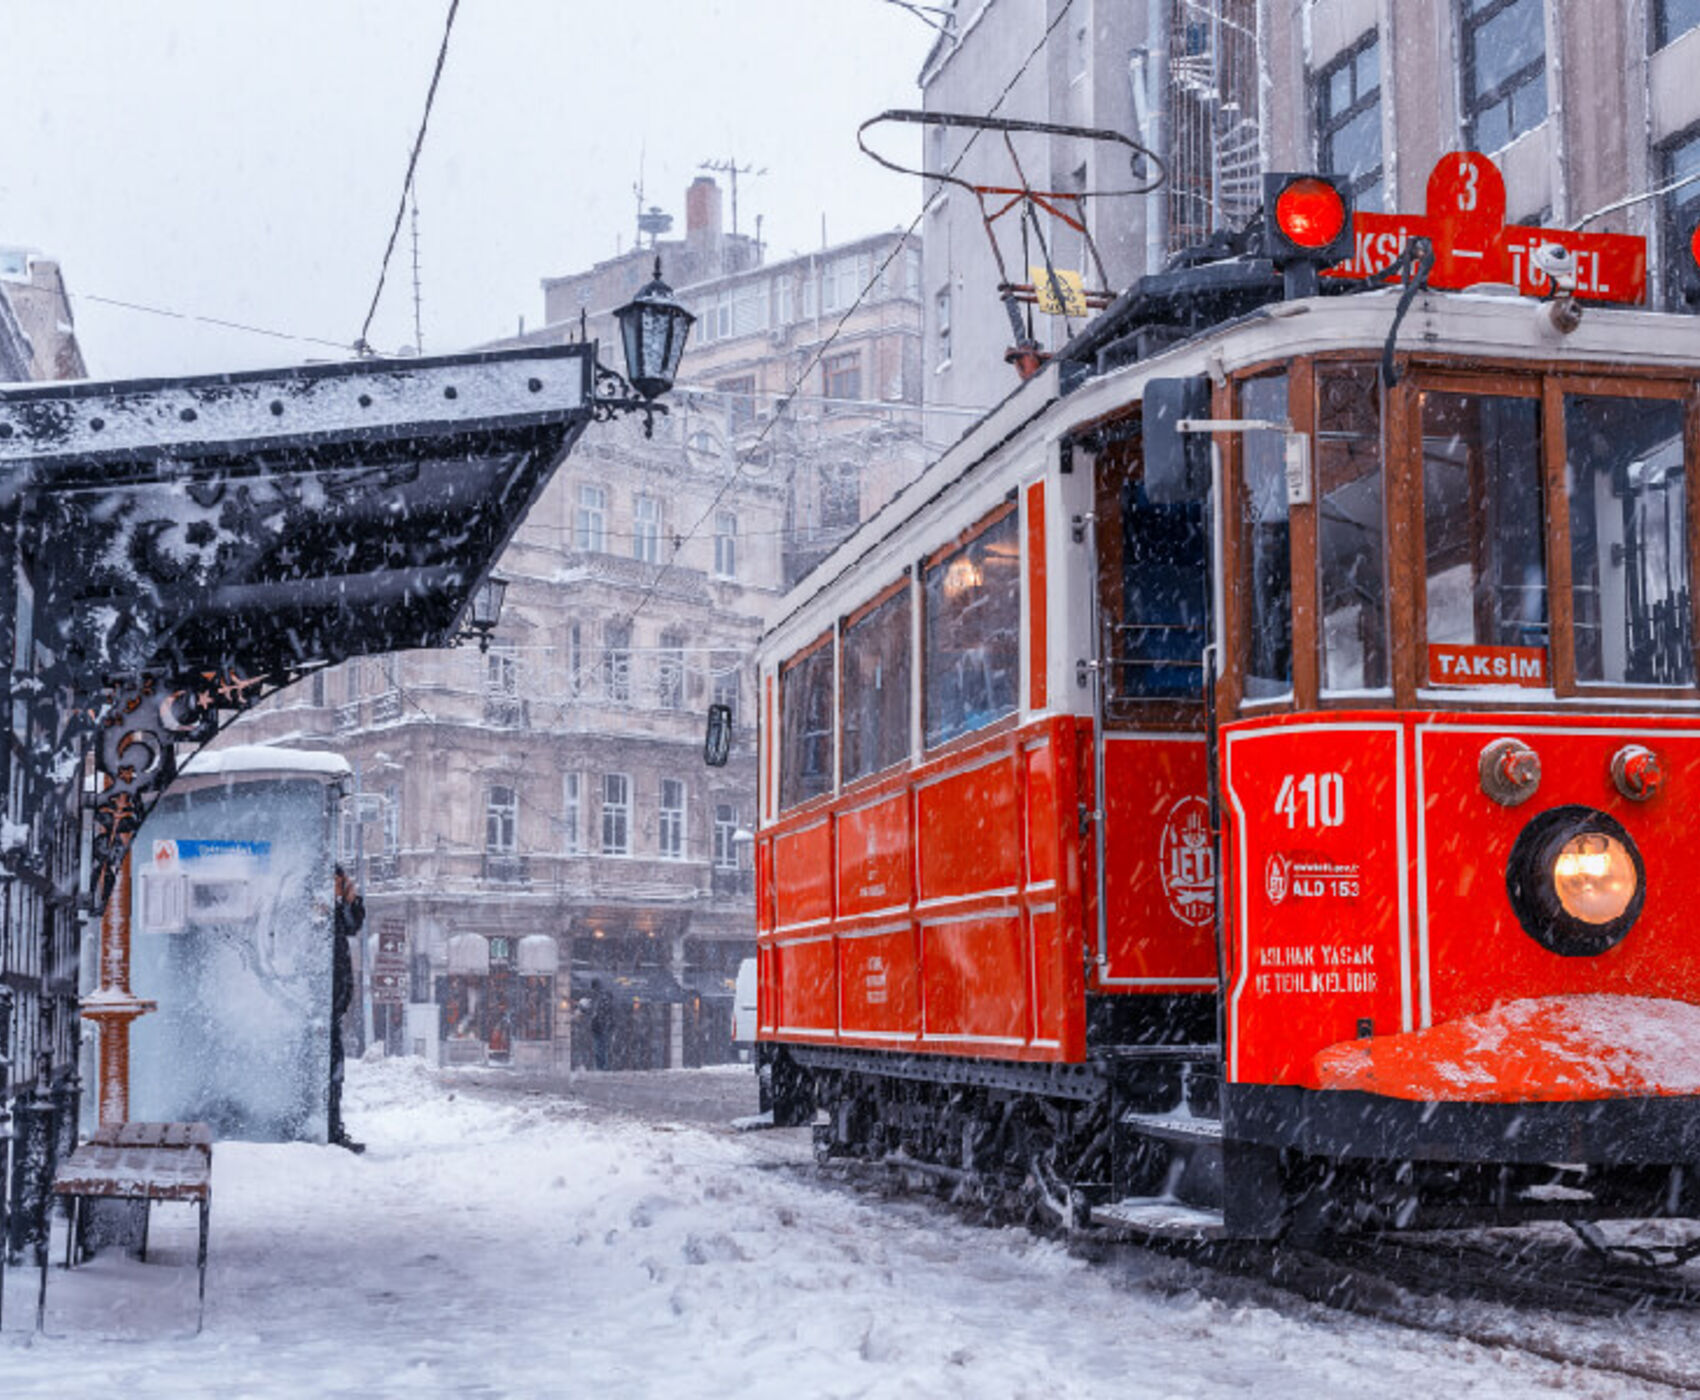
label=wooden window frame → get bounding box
[778,629,836,814]
[839,572,915,792]
[920,501,1022,756]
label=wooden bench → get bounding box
[41,1120,213,1333]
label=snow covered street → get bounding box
[0,1058,1687,1398]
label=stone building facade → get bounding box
[221,180,926,1071]
[1,248,85,1123]
[920,0,1700,411]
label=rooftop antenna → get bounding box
[408,186,424,354]
[699,156,767,239]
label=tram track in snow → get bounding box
[787,1149,1700,1393]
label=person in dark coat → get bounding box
[588,979,614,1071]
[329,865,366,1152]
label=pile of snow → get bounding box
[1313,995,1700,1101]
[0,1057,1666,1395]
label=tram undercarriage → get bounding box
[763,1037,1700,1239]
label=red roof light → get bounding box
[1690,221,1700,270]
[1275,178,1348,251]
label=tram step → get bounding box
[1092,1198,1225,1241]
[1120,1111,1224,1144]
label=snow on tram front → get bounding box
[746,153,1700,1239]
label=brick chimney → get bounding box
[686,176,723,261]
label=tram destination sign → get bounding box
[1324,152,1646,304]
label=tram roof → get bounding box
[763,286,1700,657]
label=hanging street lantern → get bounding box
[462,574,508,652]
[595,259,696,436]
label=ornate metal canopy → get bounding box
[0,343,596,908]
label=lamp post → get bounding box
[461,575,507,653]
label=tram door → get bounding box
[1089,433,1219,994]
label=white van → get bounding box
[731,957,758,1061]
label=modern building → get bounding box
[918,0,1700,409]
[222,179,928,1072]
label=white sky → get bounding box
[0,1,931,380]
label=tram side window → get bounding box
[1422,393,1547,656]
[779,638,835,810]
[1565,396,1692,687]
[1317,365,1388,692]
[1241,374,1292,700]
[924,508,1021,748]
[841,585,912,782]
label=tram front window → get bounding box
[1422,392,1547,666]
[1565,396,1692,687]
[1317,364,1388,692]
[1241,373,1292,700]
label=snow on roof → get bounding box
[180,745,351,779]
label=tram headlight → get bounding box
[1552,831,1638,924]
[1506,806,1645,957]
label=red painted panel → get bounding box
[1028,903,1076,1046]
[1418,719,1700,1023]
[755,838,774,933]
[838,924,919,1039]
[773,819,833,929]
[1027,480,1048,709]
[1222,722,1407,1086]
[775,936,837,1034]
[837,791,913,916]
[1024,739,1059,888]
[1098,737,1217,985]
[917,754,1020,901]
[921,911,1027,1042]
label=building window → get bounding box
[633,492,661,564]
[563,772,582,853]
[601,774,630,855]
[719,375,756,433]
[923,508,1021,748]
[1656,0,1700,47]
[714,511,738,578]
[823,252,871,312]
[777,274,795,326]
[311,670,326,707]
[711,657,740,726]
[604,621,631,703]
[713,803,738,870]
[935,288,951,368]
[658,630,686,710]
[1315,34,1382,212]
[575,483,607,553]
[1661,127,1700,312]
[659,778,685,860]
[823,351,862,407]
[1461,0,1547,153]
[733,281,768,336]
[485,644,517,696]
[485,785,517,854]
[383,785,400,856]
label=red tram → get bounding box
[749,154,1700,1237]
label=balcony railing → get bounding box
[481,853,531,885]
[334,701,362,732]
[371,690,403,724]
[711,867,755,898]
[482,695,529,728]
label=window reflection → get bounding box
[780,638,835,810]
[1241,374,1292,699]
[842,586,912,782]
[924,509,1020,747]
[1566,396,1692,686]
[1422,392,1547,655]
[1317,365,1387,692]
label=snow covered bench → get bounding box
[41,1120,213,1333]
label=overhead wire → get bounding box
[614,0,1077,634]
[357,0,460,354]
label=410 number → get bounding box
[1274,772,1344,829]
